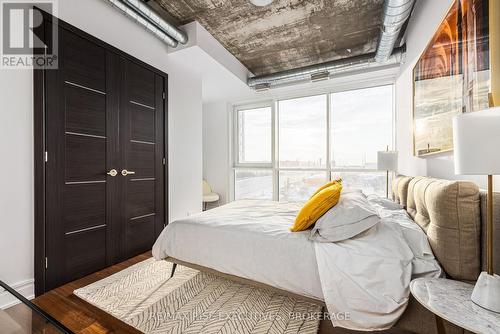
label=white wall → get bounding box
[395,0,499,191]
[203,102,231,204]
[168,59,203,220]
[167,21,252,105]
[0,67,35,309]
[0,0,203,307]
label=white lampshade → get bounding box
[377,151,398,171]
[453,107,500,175]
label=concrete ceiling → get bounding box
[155,0,385,76]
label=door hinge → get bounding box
[162,157,166,165]
[44,151,48,162]
[45,257,48,269]
[162,92,166,100]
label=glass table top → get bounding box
[0,280,72,334]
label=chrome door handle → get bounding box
[107,169,118,177]
[121,169,136,176]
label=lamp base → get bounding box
[471,272,500,313]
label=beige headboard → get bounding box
[392,175,500,282]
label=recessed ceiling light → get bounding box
[249,0,274,7]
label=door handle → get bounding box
[121,169,136,176]
[107,169,118,177]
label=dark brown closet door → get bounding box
[42,20,166,292]
[45,27,118,290]
[119,59,165,260]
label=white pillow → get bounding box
[366,194,404,211]
[367,196,432,258]
[367,195,443,278]
[309,192,380,242]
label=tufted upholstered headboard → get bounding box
[392,175,500,282]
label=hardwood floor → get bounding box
[22,252,409,334]
[32,253,150,334]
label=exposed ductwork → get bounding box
[247,0,415,89]
[375,0,415,63]
[248,47,405,89]
[106,0,188,48]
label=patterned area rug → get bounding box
[74,258,322,334]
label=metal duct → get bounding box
[247,47,405,89]
[106,0,188,47]
[375,0,415,63]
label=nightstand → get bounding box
[410,277,500,334]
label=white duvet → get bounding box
[152,199,441,331]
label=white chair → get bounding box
[203,180,220,210]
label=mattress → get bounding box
[152,200,325,300]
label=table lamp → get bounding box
[377,148,398,198]
[453,107,500,313]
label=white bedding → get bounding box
[152,198,441,331]
[153,200,324,300]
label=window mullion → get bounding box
[273,101,279,201]
[234,109,239,166]
[326,93,331,181]
[392,84,396,151]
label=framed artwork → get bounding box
[413,0,490,156]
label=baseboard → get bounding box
[0,279,35,309]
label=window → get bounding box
[237,106,272,164]
[235,169,273,200]
[279,95,327,168]
[279,171,328,202]
[233,85,394,201]
[330,86,393,169]
[330,171,389,198]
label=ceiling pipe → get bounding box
[106,0,188,47]
[375,0,415,63]
[248,47,405,89]
[248,0,415,89]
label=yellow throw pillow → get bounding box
[290,181,343,232]
[310,178,342,198]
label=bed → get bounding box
[153,176,500,334]
[153,200,325,301]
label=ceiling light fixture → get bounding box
[249,0,274,7]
